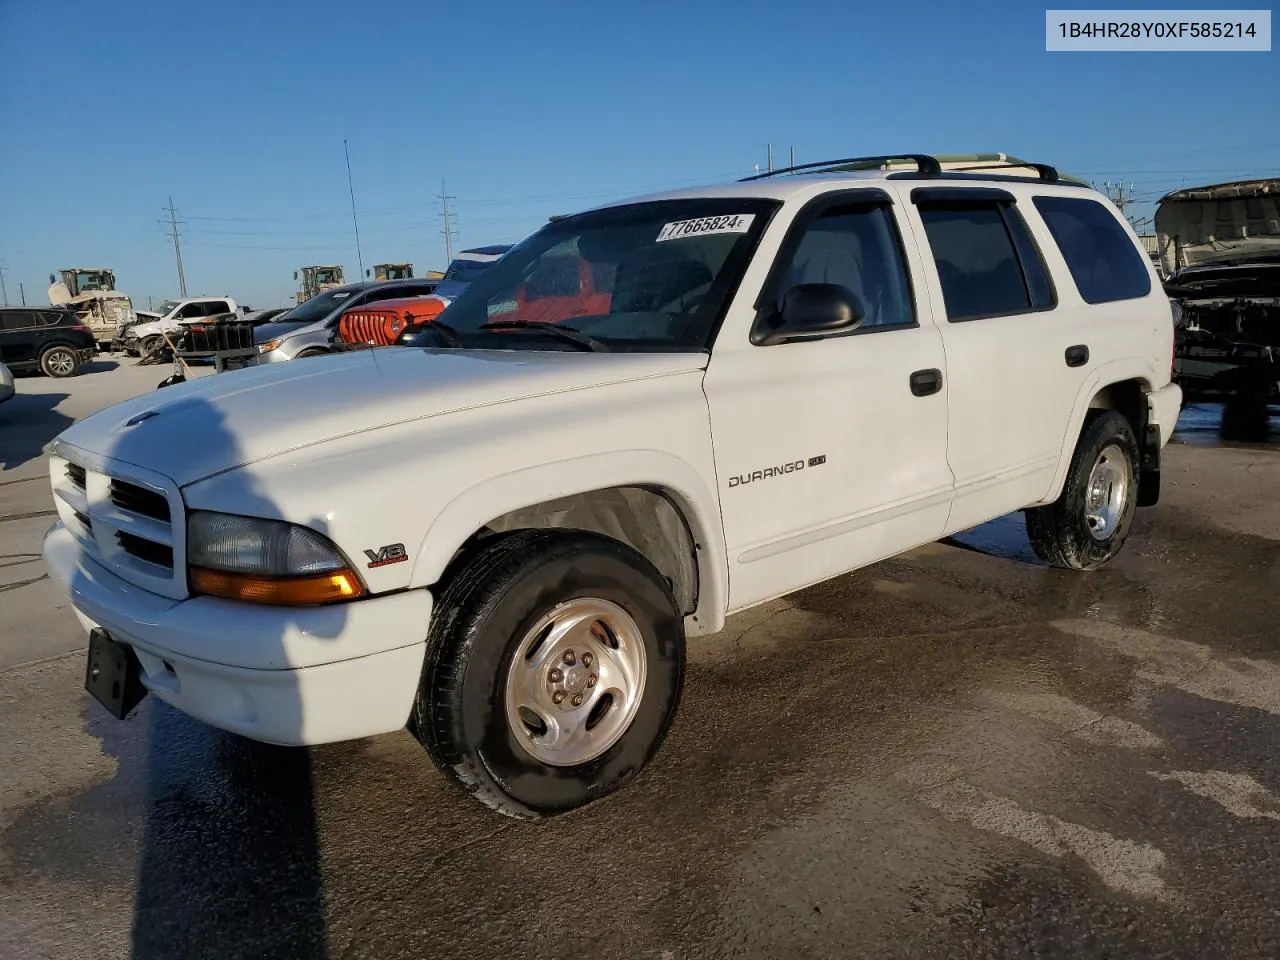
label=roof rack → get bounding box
[739,154,943,181]
[738,153,1065,185]
[941,161,1060,183]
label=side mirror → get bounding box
[293,271,298,281]
[365,269,371,278]
[752,283,865,345]
[49,273,56,284]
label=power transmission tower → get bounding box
[163,198,187,297]
[0,263,8,306]
[439,180,457,264]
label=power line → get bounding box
[162,198,187,297]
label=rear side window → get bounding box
[204,300,231,315]
[1033,196,1152,304]
[917,205,1034,321]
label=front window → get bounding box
[314,269,340,285]
[431,199,779,352]
[157,299,182,316]
[75,271,113,292]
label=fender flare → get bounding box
[408,449,729,635]
[1041,358,1158,504]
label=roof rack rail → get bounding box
[739,154,943,182]
[942,161,1060,183]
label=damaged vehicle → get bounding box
[47,268,135,351]
[1157,178,1280,427]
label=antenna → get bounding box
[344,139,365,281]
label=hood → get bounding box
[1155,177,1280,273]
[54,348,708,487]
[254,319,317,342]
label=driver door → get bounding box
[702,190,954,610]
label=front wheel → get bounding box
[412,530,686,819]
[1025,410,1139,570]
[40,346,80,378]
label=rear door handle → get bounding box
[909,368,943,397]
[1065,344,1090,367]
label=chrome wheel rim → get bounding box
[48,351,74,375]
[1085,442,1130,541]
[503,597,648,767]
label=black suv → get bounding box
[0,307,97,378]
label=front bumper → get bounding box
[43,521,432,745]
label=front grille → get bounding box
[66,463,86,488]
[116,531,173,569]
[109,480,169,521]
[73,509,91,530]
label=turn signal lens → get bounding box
[190,567,365,605]
[259,339,282,353]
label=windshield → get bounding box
[313,269,341,284]
[442,256,502,284]
[157,299,182,315]
[275,288,358,324]
[424,199,778,353]
[75,271,113,291]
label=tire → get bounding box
[141,335,166,361]
[412,530,686,819]
[40,346,79,379]
[1025,410,1139,571]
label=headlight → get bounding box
[187,511,366,605]
[259,339,283,353]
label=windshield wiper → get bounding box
[479,320,609,352]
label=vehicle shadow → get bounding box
[81,359,121,374]
[0,391,73,472]
[90,388,345,957]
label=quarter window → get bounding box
[1033,196,1152,304]
[769,204,916,332]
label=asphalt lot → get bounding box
[2,362,1280,959]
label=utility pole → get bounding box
[344,139,365,280]
[19,282,26,305]
[164,198,187,297]
[0,263,8,306]
[790,145,796,168]
[439,179,457,264]
[767,144,774,173]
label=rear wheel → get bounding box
[1025,410,1139,570]
[412,530,686,819]
[40,346,79,378]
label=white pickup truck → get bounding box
[117,297,244,358]
[43,154,1181,819]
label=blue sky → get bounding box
[1,0,1276,309]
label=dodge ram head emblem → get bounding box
[364,543,408,568]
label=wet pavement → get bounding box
[3,396,1280,958]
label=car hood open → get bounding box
[1155,177,1280,273]
[53,348,709,487]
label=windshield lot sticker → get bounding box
[656,214,755,242]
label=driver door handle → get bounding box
[910,368,943,397]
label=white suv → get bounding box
[44,154,1181,819]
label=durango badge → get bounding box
[364,543,408,568]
